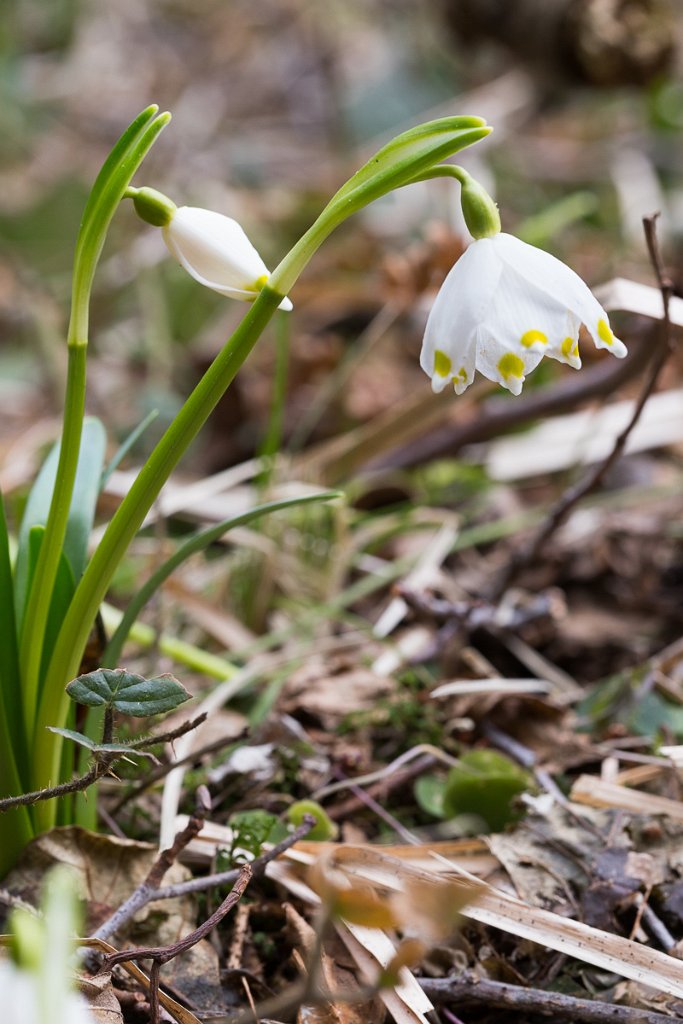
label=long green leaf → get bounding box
[15,418,106,631]
[20,527,77,721]
[0,488,24,767]
[103,489,340,666]
[0,497,35,869]
[100,409,159,488]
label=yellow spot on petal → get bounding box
[434,349,452,378]
[597,318,614,346]
[562,336,579,358]
[521,329,547,348]
[456,366,468,383]
[497,352,525,381]
[245,274,270,294]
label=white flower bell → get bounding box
[418,167,626,398]
[128,188,292,310]
[421,232,626,396]
[163,206,293,310]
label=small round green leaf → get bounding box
[444,750,530,832]
[66,668,191,717]
[287,800,338,841]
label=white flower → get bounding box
[0,961,95,1024]
[421,232,626,397]
[162,206,292,310]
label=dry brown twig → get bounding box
[93,813,317,941]
[490,213,676,602]
[101,863,252,1024]
[419,972,681,1024]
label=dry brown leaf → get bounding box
[77,971,124,1024]
[285,903,383,1024]
[281,665,394,726]
[269,863,433,1024]
[274,842,683,1002]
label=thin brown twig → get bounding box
[419,973,680,1023]
[102,864,251,1024]
[490,214,675,602]
[0,709,115,812]
[93,814,316,940]
[109,724,244,815]
[0,710,206,813]
[93,786,211,942]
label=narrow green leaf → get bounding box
[0,487,25,768]
[100,409,159,488]
[66,668,191,717]
[62,417,107,580]
[15,418,106,629]
[103,489,340,666]
[21,527,76,715]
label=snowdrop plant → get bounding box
[0,105,492,874]
[420,167,627,395]
[0,868,93,1024]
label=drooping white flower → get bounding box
[162,206,293,310]
[421,232,626,397]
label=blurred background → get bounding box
[1,0,682,481]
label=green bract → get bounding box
[270,116,491,295]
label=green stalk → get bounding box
[19,344,87,736]
[33,285,284,828]
[21,107,170,750]
[257,310,290,485]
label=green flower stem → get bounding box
[19,342,87,738]
[269,214,339,298]
[407,164,501,238]
[258,311,290,483]
[33,285,284,827]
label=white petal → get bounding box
[493,233,626,358]
[421,238,501,390]
[163,207,292,311]
[544,312,582,369]
[474,327,544,395]
[484,263,570,362]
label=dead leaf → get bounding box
[3,828,224,1014]
[77,971,124,1024]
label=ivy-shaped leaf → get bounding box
[66,668,190,717]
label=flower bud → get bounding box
[162,205,292,310]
